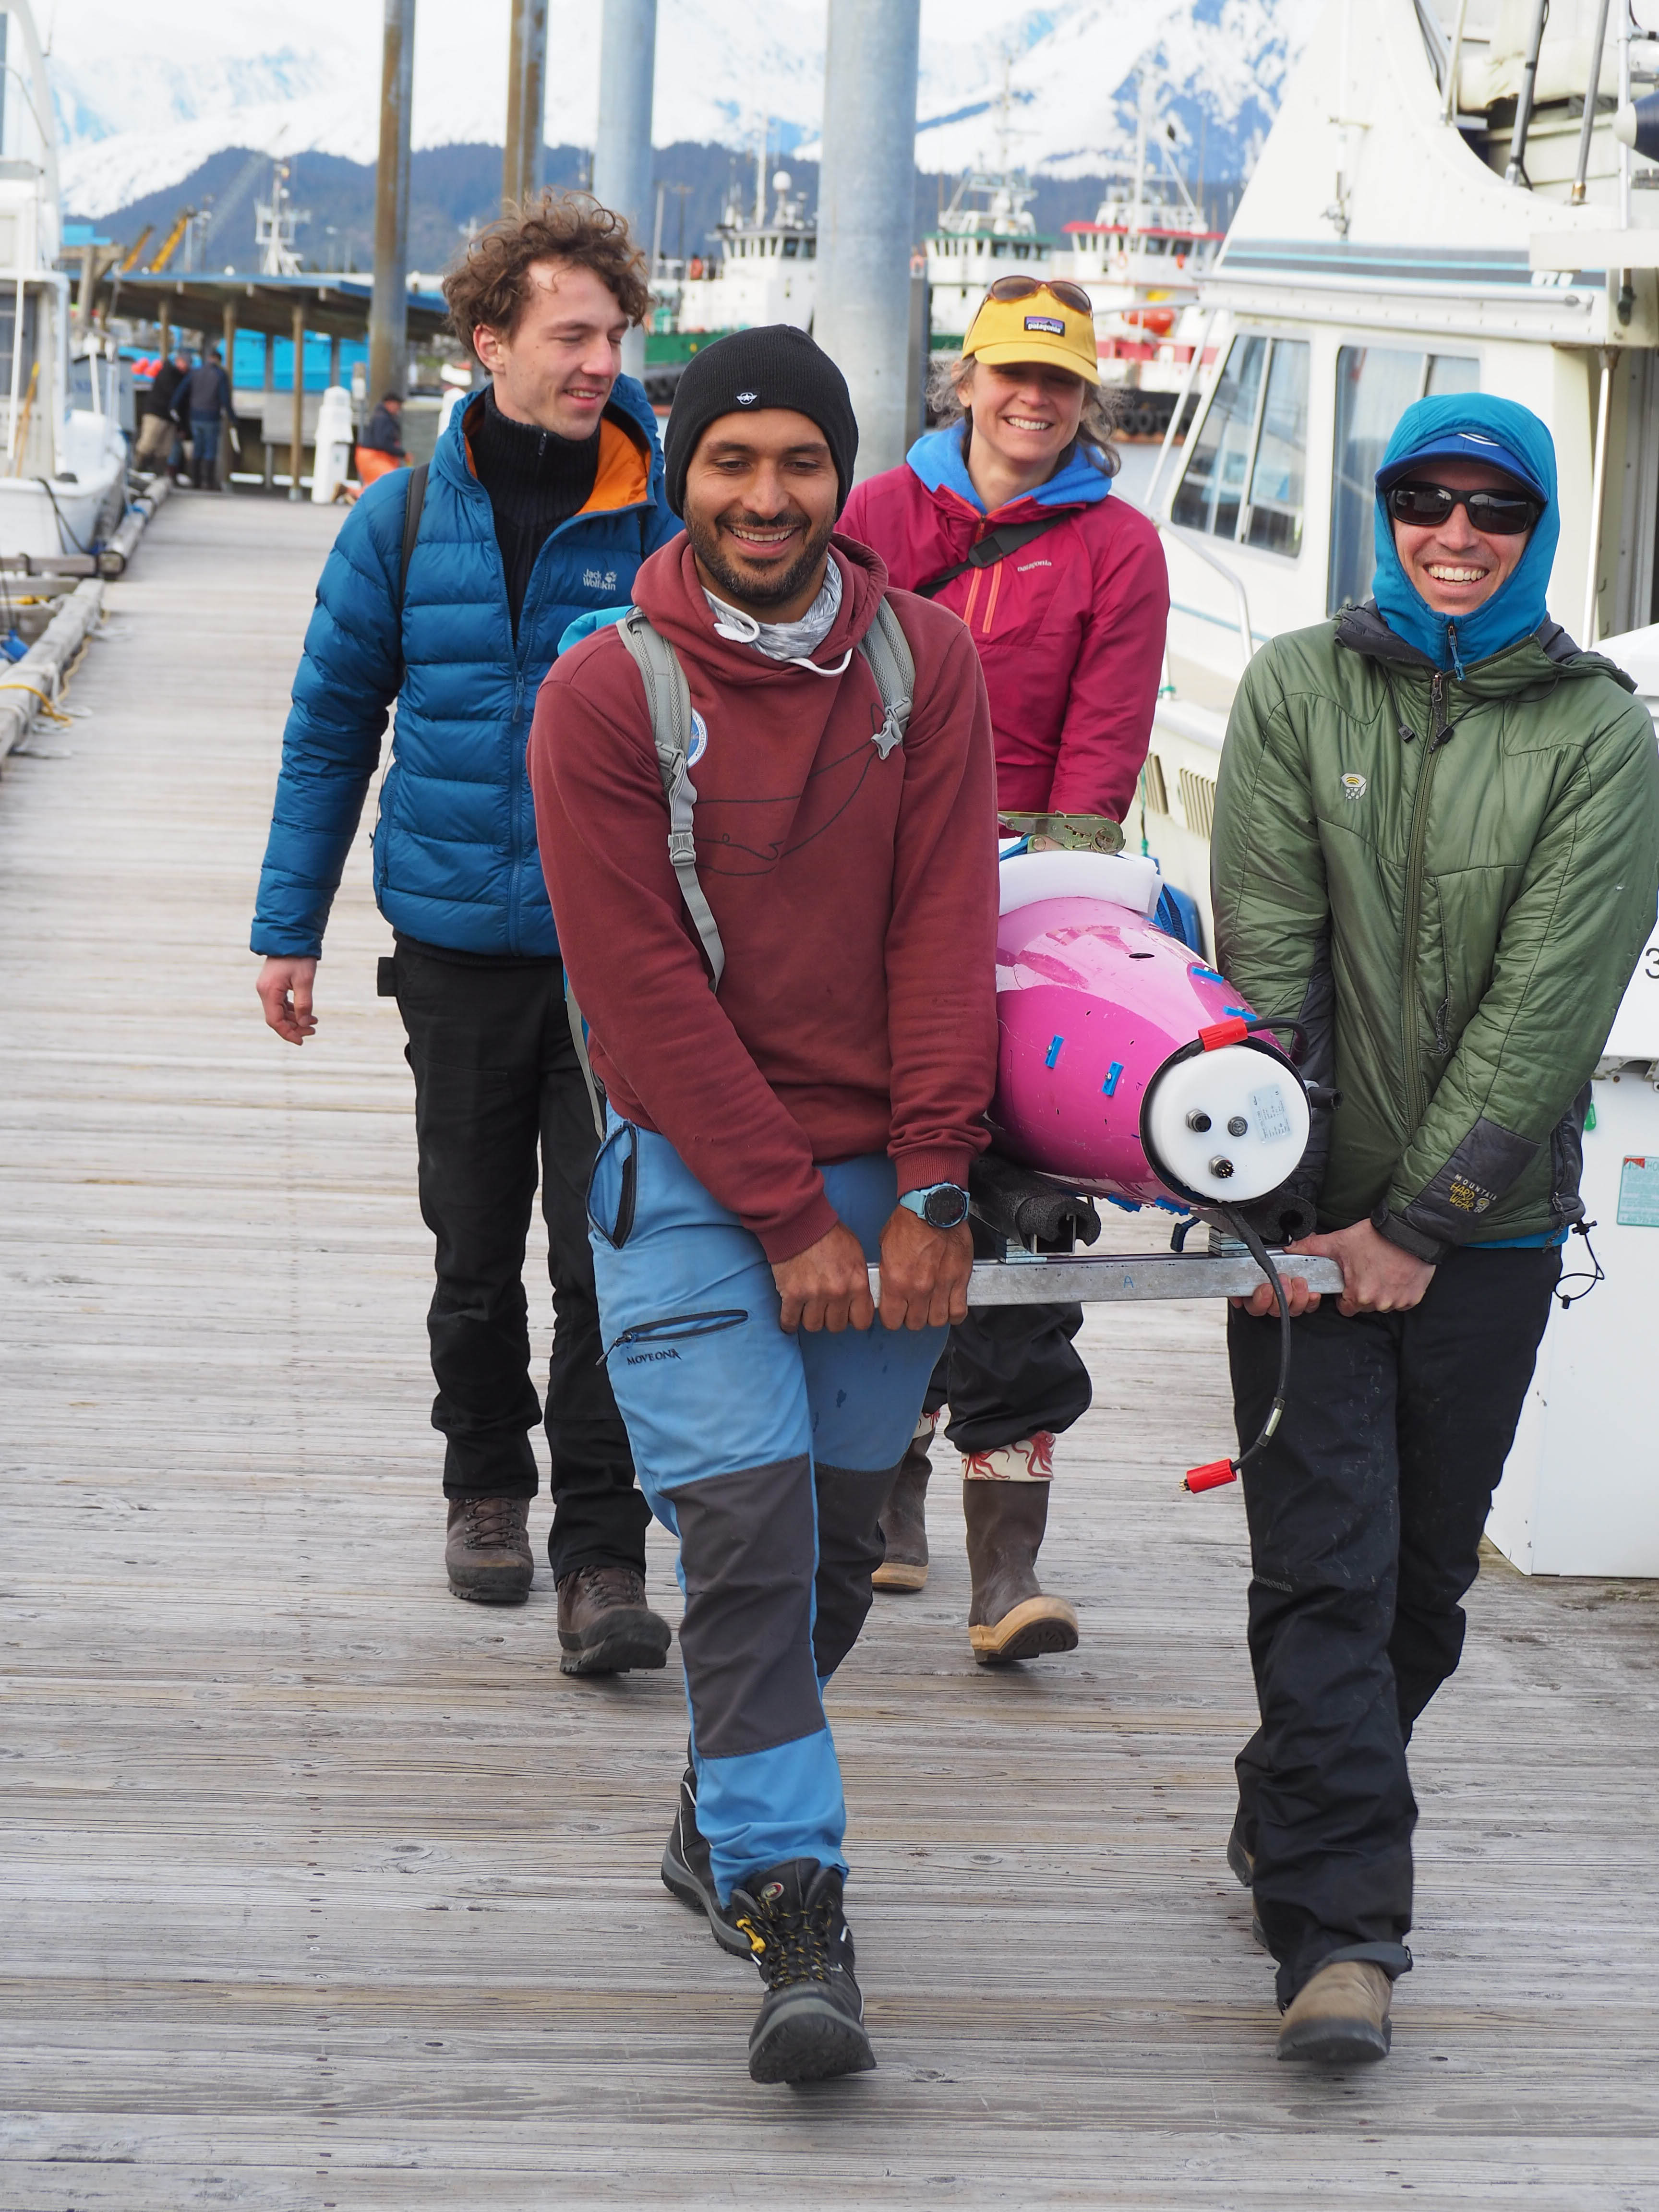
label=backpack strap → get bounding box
[912,510,1070,600]
[855,595,915,758]
[613,607,727,991]
[398,461,430,605]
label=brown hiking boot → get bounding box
[962,1467,1079,1665]
[445,1495,534,1605]
[556,1563,672,1677]
[1277,1960,1394,2065]
[872,1431,932,1592]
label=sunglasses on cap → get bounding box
[1384,481,1542,537]
[983,274,1094,316]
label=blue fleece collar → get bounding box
[906,423,1112,516]
[1370,394,1558,675]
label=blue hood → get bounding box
[906,423,1113,515]
[1371,393,1558,674]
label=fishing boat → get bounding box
[0,0,127,559]
[1056,86,1224,437]
[923,167,1060,343]
[1139,0,1659,1575]
[673,167,817,337]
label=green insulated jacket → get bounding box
[1212,605,1659,1260]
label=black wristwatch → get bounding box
[899,1182,971,1230]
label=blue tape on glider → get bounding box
[1102,1060,1124,1096]
[1045,1036,1064,1068]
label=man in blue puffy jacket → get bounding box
[252,196,682,1661]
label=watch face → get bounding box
[923,1185,969,1228]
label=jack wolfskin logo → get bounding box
[1341,772,1367,800]
[1447,1175,1495,1214]
[583,567,618,591]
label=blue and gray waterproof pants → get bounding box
[589,1118,945,1902]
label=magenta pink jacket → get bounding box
[841,427,1169,821]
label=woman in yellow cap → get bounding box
[842,277,1169,1663]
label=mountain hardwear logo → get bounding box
[1341,772,1368,800]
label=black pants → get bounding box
[1227,1244,1559,2006]
[391,939,649,1582]
[923,1302,1092,1455]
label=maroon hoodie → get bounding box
[529,533,999,1262]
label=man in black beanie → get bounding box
[529,324,999,2082]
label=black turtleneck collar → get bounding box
[470,385,603,635]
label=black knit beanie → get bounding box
[663,325,859,518]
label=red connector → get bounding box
[1183,1458,1238,1493]
[1198,1017,1250,1052]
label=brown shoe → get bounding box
[1277,1960,1394,2065]
[872,1433,931,1592]
[445,1495,534,1605]
[962,1471,1078,1665]
[556,1563,673,1676]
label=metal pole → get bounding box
[1618,0,1634,230]
[262,330,274,489]
[1573,0,1614,202]
[502,0,548,210]
[289,303,306,502]
[594,0,658,382]
[816,0,922,482]
[368,0,415,408]
[1443,0,1471,124]
[1583,348,1614,645]
[1504,0,1550,186]
[221,300,237,490]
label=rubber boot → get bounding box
[872,1430,931,1593]
[962,1473,1079,1665]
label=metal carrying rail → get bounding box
[867,1251,1344,1306]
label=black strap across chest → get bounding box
[913,510,1072,601]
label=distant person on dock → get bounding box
[251,194,682,1666]
[178,345,232,491]
[134,350,187,476]
[529,327,998,2083]
[1211,393,1659,2066]
[842,276,1168,1662]
[356,391,407,486]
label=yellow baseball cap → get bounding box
[961,278,1101,385]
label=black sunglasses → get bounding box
[1385,480,1541,537]
[984,274,1094,316]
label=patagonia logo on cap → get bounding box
[735,390,758,405]
[1024,314,1066,335]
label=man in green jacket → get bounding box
[1211,393,1659,2066]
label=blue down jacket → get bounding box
[251,378,681,958]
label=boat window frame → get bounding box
[1169,327,1312,563]
[1327,344,1481,614]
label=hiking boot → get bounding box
[872,1428,932,1593]
[555,1562,672,1676]
[962,1463,1079,1664]
[731,1859,876,2084]
[1226,1809,1270,1950]
[660,1764,750,1957]
[1277,1960,1394,2065]
[445,1495,533,1604]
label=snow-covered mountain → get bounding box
[50,0,1322,220]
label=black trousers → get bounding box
[1227,1244,1559,2006]
[923,1305,1093,1455]
[391,939,650,1582]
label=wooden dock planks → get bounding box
[1,491,1658,2210]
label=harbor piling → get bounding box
[503,0,548,211]
[369,0,415,407]
[815,0,922,481]
[289,304,305,501]
[593,0,658,380]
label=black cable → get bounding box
[1183,1203,1295,1492]
[1554,1218,1606,1309]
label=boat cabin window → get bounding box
[1328,347,1480,613]
[1171,335,1310,557]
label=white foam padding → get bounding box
[998,848,1164,919]
[1142,1043,1311,1203]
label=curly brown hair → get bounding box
[443,192,651,356]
